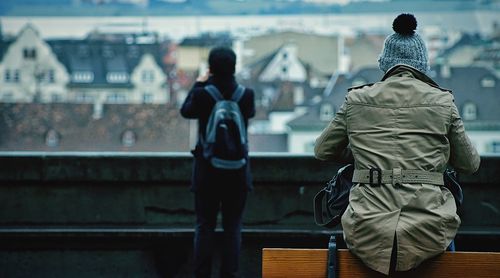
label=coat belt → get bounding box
[352,168,444,186]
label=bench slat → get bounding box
[262,248,500,278]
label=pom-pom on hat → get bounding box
[378,13,429,73]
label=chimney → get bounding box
[441,62,451,79]
[93,101,103,120]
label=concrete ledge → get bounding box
[0,152,498,183]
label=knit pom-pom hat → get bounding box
[378,13,429,73]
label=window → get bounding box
[141,70,155,83]
[481,77,496,88]
[107,72,129,83]
[51,93,62,102]
[121,130,137,147]
[304,141,315,153]
[47,69,55,83]
[492,142,500,153]
[23,48,37,59]
[107,93,127,103]
[75,92,94,103]
[2,92,14,102]
[143,93,154,103]
[127,45,140,58]
[319,103,334,121]
[102,45,114,58]
[72,72,94,83]
[5,70,20,83]
[45,129,60,147]
[77,45,90,57]
[462,102,477,121]
[4,70,11,82]
[13,70,20,83]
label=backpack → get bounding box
[202,84,248,170]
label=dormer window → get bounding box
[77,45,90,58]
[128,45,140,58]
[107,72,129,83]
[481,77,495,88]
[72,71,94,83]
[102,45,114,58]
[320,103,334,121]
[45,129,60,147]
[23,48,37,59]
[462,102,477,121]
[121,130,137,147]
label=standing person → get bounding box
[314,14,480,275]
[180,46,255,278]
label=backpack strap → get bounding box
[231,85,245,102]
[205,84,246,102]
[204,85,224,101]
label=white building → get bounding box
[0,24,170,105]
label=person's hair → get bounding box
[208,46,236,78]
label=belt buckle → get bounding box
[392,168,402,186]
[369,168,382,186]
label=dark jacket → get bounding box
[180,76,256,192]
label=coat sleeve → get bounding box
[180,82,205,119]
[242,88,256,119]
[448,103,480,174]
[314,102,353,162]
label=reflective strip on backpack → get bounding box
[211,157,247,170]
[205,101,247,144]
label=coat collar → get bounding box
[381,64,440,88]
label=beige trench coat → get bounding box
[314,65,480,274]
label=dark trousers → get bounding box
[193,183,247,278]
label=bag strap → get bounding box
[204,85,224,101]
[327,235,337,278]
[231,85,245,102]
[205,84,245,102]
[313,188,340,228]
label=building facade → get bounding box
[0,24,170,105]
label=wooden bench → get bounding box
[262,242,500,277]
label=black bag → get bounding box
[313,164,354,228]
[313,165,463,228]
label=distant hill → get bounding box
[0,0,496,16]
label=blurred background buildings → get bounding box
[0,0,499,154]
